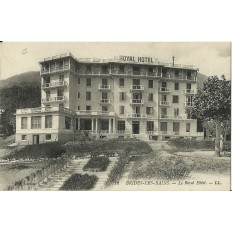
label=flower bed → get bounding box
[59,173,98,191]
[83,156,110,172]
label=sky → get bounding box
[0,42,230,80]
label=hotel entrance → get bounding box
[33,135,39,144]
[132,121,140,134]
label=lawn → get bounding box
[128,151,231,181]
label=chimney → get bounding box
[172,56,175,66]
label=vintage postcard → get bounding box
[0,42,231,191]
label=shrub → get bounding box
[168,138,214,151]
[5,142,66,160]
[59,173,98,191]
[64,139,152,156]
[130,154,191,180]
[83,157,110,171]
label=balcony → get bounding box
[159,115,190,120]
[146,131,158,135]
[130,85,144,91]
[99,99,111,105]
[184,102,193,108]
[76,111,115,116]
[159,87,170,93]
[42,96,67,103]
[98,85,111,91]
[184,89,196,95]
[79,70,110,75]
[130,99,144,105]
[41,65,69,75]
[42,81,68,89]
[161,74,196,82]
[159,101,170,106]
[127,113,147,118]
[16,106,75,115]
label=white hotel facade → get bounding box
[15,53,203,145]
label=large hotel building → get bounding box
[15,53,203,145]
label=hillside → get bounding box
[197,72,208,89]
[0,71,40,88]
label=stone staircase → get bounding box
[37,157,118,191]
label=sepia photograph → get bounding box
[0,42,231,191]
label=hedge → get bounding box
[59,173,98,191]
[83,156,110,172]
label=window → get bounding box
[146,107,153,115]
[175,70,179,77]
[21,117,28,129]
[102,65,108,74]
[186,123,191,132]
[119,92,125,101]
[173,95,179,103]
[161,95,167,102]
[186,110,191,119]
[86,106,91,111]
[148,67,153,73]
[162,82,167,88]
[133,66,140,74]
[173,122,180,133]
[86,92,91,100]
[102,92,108,99]
[31,116,41,129]
[161,108,167,116]
[59,74,64,82]
[102,78,108,85]
[160,122,167,132]
[174,108,179,117]
[65,117,71,129]
[21,135,27,141]
[102,106,108,112]
[133,79,140,85]
[119,65,125,73]
[118,121,125,131]
[45,134,51,141]
[119,106,125,115]
[78,78,80,84]
[147,121,154,131]
[175,83,179,90]
[86,78,91,87]
[148,93,153,101]
[86,65,91,72]
[78,106,80,110]
[187,83,191,90]
[45,115,52,128]
[148,80,154,88]
[78,92,80,98]
[119,78,124,87]
[187,70,191,77]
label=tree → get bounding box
[190,76,231,156]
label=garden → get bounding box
[83,156,110,172]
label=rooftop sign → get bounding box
[119,55,156,64]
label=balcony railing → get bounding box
[147,131,158,135]
[130,99,144,105]
[130,85,144,91]
[159,101,170,106]
[98,85,111,91]
[162,74,196,82]
[159,115,190,120]
[99,99,111,105]
[76,111,115,116]
[16,106,75,115]
[41,65,69,75]
[184,89,196,95]
[42,96,67,103]
[184,102,193,107]
[127,113,147,118]
[42,81,68,89]
[159,87,170,92]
